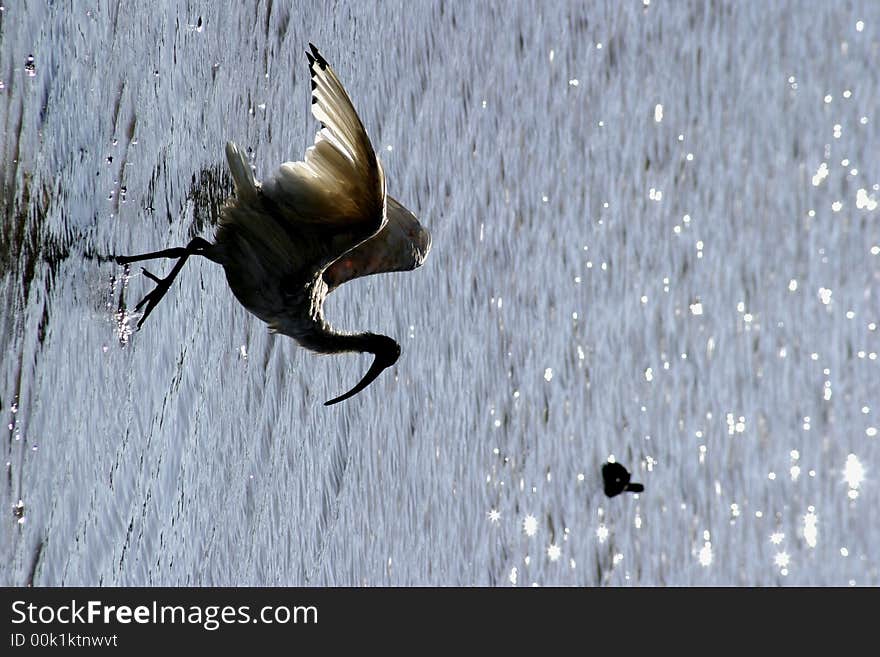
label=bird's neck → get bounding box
[298,328,384,356]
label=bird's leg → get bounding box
[116,238,212,330]
[130,256,189,330]
[114,237,213,265]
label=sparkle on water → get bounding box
[856,188,878,210]
[698,542,713,567]
[803,511,819,548]
[843,454,865,490]
[774,552,791,569]
[812,162,829,186]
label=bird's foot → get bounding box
[132,267,173,330]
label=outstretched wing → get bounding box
[261,44,385,229]
[323,195,432,290]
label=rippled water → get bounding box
[2,1,879,585]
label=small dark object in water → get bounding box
[602,462,644,497]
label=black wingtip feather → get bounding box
[308,42,328,70]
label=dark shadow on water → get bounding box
[187,163,233,239]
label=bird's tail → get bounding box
[225,141,258,201]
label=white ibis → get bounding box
[116,44,431,405]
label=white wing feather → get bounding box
[224,142,258,201]
[261,44,385,226]
[323,196,432,289]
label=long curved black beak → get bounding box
[324,351,398,406]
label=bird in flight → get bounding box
[601,462,644,497]
[115,44,431,405]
